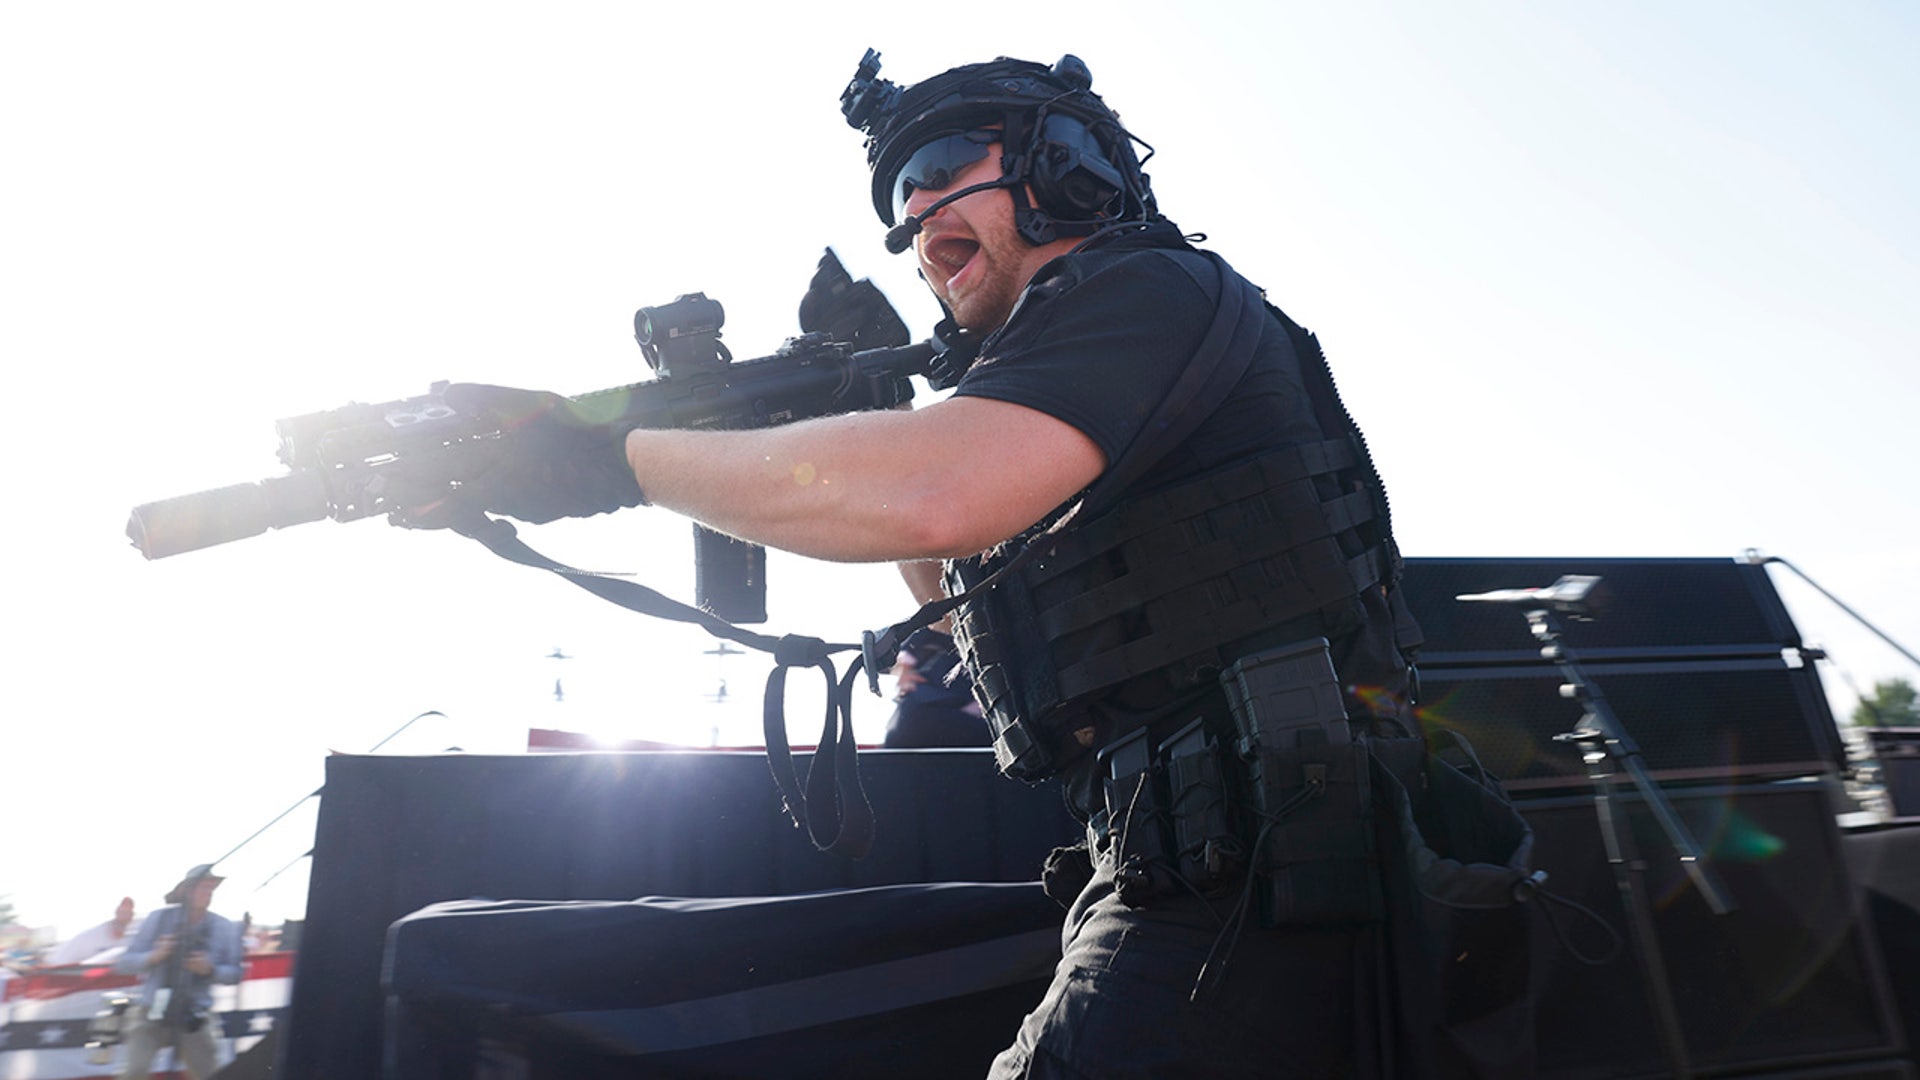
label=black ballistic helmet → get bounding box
[841,50,1157,246]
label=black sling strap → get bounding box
[447,512,875,858]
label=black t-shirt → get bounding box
[947,224,1415,789]
[954,233,1323,495]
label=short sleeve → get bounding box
[951,249,1217,464]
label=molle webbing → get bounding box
[1028,438,1387,702]
[951,586,1052,774]
[1036,439,1360,571]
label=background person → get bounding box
[884,626,989,749]
[113,864,243,1080]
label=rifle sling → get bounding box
[448,510,874,859]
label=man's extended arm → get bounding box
[624,393,1104,562]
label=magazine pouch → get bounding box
[1224,639,1380,926]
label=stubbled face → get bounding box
[903,141,1079,334]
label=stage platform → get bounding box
[272,748,1920,1079]
[271,557,1915,1078]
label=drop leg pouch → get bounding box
[1369,732,1538,1080]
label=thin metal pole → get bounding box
[1749,551,1920,671]
[209,710,447,868]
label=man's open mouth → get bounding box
[925,235,980,280]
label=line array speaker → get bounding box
[1400,557,1802,664]
[1397,557,1845,789]
[1417,658,1841,791]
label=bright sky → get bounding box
[4,2,1916,939]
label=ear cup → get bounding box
[1028,113,1127,219]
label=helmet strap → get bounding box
[1009,186,1058,246]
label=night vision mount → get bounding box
[839,48,901,134]
[839,48,1096,139]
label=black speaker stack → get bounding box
[1865,728,1920,820]
[1399,557,1846,793]
[1400,557,1909,1078]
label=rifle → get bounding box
[126,251,937,622]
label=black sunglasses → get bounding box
[892,129,1000,221]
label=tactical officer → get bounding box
[426,53,1424,1078]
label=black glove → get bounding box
[392,383,646,527]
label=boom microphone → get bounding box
[883,179,1017,254]
[884,218,921,254]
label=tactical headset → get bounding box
[841,50,1158,255]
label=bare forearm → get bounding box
[898,559,953,632]
[623,396,1106,564]
[624,411,960,562]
